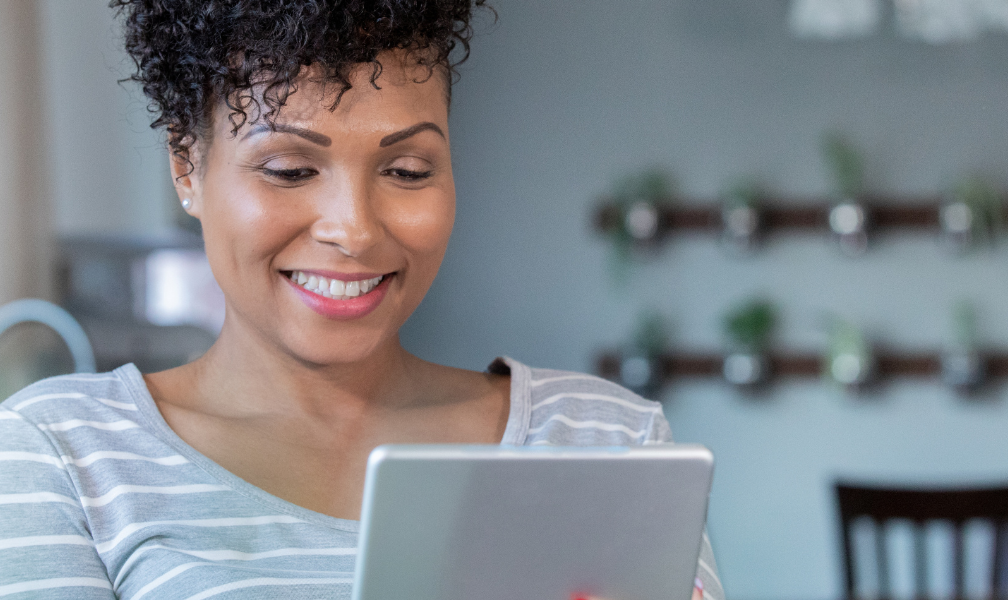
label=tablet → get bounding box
[352,444,714,600]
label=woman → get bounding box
[0,1,723,598]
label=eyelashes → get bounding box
[247,148,437,187]
[261,167,318,182]
[381,168,434,181]
[258,167,434,186]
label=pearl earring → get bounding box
[181,198,192,210]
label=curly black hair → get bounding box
[111,0,489,167]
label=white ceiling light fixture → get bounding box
[894,0,984,43]
[977,0,1008,31]
[894,0,1008,43]
[789,0,1008,43]
[789,0,883,39]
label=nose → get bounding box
[309,176,383,257]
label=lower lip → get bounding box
[285,274,392,320]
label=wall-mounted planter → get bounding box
[617,351,663,397]
[941,348,986,394]
[596,350,1008,395]
[722,351,769,388]
[829,200,869,256]
[595,194,1007,247]
[940,199,976,253]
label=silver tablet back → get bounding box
[352,444,714,600]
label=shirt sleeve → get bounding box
[646,409,726,600]
[0,408,116,599]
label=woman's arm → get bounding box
[0,407,116,598]
[695,529,725,600]
[646,411,725,600]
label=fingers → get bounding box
[692,577,705,600]
[570,580,703,600]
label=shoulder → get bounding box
[0,367,145,451]
[2,367,141,421]
[498,357,673,446]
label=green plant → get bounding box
[612,169,672,205]
[723,300,776,351]
[605,168,675,281]
[828,318,868,355]
[723,178,762,210]
[956,177,1003,246]
[826,317,873,387]
[821,132,864,199]
[632,310,669,357]
[952,300,978,348]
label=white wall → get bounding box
[401,1,1008,597]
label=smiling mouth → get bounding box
[283,270,387,300]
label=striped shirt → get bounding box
[0,356,723,599]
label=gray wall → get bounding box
[401,1,1008,597]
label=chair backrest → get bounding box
[0,299,95,373]
[837,482,1008,599]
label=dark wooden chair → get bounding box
[837,482,1008,599]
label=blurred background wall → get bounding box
[4,0,1008,598]
[0,0,176,396]
[400,1,1008,598]
[0,0,173,302]
[39,0,174,236]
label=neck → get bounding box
[180,313,423,422]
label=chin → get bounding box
[282,327,396,369]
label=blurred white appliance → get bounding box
[57,231,224,372]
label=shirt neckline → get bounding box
[495,356,531,445]
[112,357,531,531]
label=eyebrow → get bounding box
[240,121,445,148]
[379,122,446,147]
[241,124,332,147]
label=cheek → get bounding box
[200,177,296,281]
[386,190,456,260]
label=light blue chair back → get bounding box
[0,299,96,373]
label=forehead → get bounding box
[219,54,451,139]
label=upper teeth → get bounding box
[290,271,384,299]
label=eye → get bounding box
[381,156,435,184]
[382,167,434,181]
[262,167,318,183]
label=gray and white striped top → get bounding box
[0,356,723,599]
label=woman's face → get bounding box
[174,56,454,366]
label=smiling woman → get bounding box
[0,1,723,599]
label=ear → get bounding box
[169,145,204,218]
